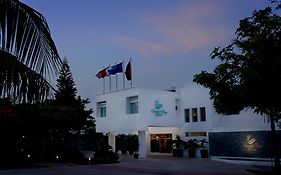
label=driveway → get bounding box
[0,155,263,175]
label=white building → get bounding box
[94,84,281,159]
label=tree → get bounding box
[53,58,95,151]
[14,94,95,161]
[193,1,281,173]
[54,58,94,132]
[55,58,77,105]
[0,0,61,103]
[11,58,95,162]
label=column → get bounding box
[138,130,147,158]
[108,132,116,152]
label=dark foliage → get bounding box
[55,58,77,105]
[0,59,95,163]
[194,1,281,120]
[116,134,138,155]
[193,1,281,172]
[93,142,119,164]
[0,98,24,165]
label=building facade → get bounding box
[94,84,281,158]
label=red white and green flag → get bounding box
[96,67,108,79]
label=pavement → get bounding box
[0,154,272,175]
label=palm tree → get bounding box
[0,0,61,103]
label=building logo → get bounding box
[151,100,167,116]
[246,135,256,145]
[244,135,261,152]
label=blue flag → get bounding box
[108,62,123,75]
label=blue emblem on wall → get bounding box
[151,100,167,116]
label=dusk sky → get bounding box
[21,0,270,102]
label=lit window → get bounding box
[97,101,106,117]
[185,132,207,137]
[200,107,206,122]
[184,109,190,122]
[127,96,138,114]
[192,108,198,122]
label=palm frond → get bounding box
[0,0,61,103]
[0,49,54,103]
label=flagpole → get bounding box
[116,74,118,91]
[130,58,133,88]
[103,78,105,94]
[123,72,125,90]
[109,75,112,92]
[122,60,125,89]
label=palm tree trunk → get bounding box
[269,115,280,174]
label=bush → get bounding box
[93,143,119,164]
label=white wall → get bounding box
[95,88,141,133]
[211,108,271,132]
[95,84,275,136]
[138,89,180,129]
[177,84,213,135]
[95,88,181,133]
[176,83,273,139]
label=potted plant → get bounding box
[199,139,208,158]
[126,134,139,155]
[172,135,185,157]
[186,139,199,158]
[116,134,128,154]
[133,151,139,159]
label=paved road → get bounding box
[0,155,264,175]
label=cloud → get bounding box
[144,2,229,51]
[109,2,229,58]
[110,36,172,59]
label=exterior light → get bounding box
[88,157,91,165]
[56,155,59,159]
[27,154,31,158]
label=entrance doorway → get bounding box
[150,134,172,153]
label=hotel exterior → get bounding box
[94,84,281,159]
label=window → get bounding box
[192,108,198,122]
[97,101,106,117]
[127,96,138,114]
[129,102,138,114]
[185,132,207,137]
[184,109,190,122]
[200,107,206,121]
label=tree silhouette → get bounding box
[53,58,95,151]
[0,0,61,103]
[194,1,281,172]
[55,58,77,105]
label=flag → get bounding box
[108,62,123,75]
[96,67,108,79]
[125,60,131,81]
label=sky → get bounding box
[21,0,270,103]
